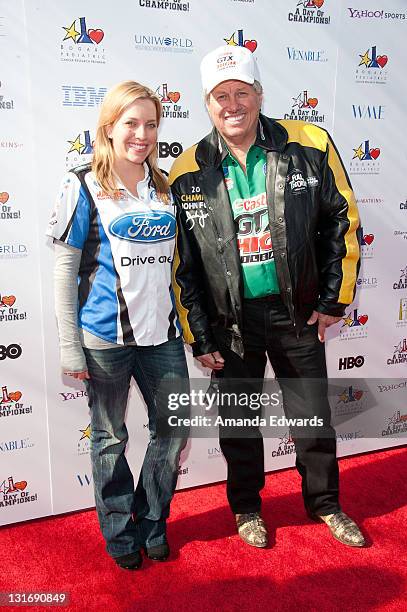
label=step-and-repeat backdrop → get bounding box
[1,0,406,525]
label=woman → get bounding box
[47,81,189,570]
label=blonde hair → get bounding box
[92,80,169,202]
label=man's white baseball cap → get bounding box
[200,45,261,95]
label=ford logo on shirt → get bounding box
[109,211,176,243]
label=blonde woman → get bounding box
[47,81,189,570]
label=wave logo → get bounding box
[109,211,176,243]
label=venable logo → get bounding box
[109,211,176,243]
[0,476,37,507]
[271,432,296,458]
[139,0,190,12]
[357,276,378,290]
[397,298,407,328]
[0,294,27,324]
[134,33,193,53]
[360,228,375,259]
[78,424,91,456]
[340,309,368,340]
[0,385,32,419]
[224,29,257,52]
[356,46,388,84]
[61,17,106,64]
[0,190,21,221]
[157,141,183,158]
[0,437,34,453]
[287,46,327,62]
[66,130,93,170]
[62,86,107,107]
[335,385,365,417]
[288,0,331,25]
[352,104,385,120]
[349,139,381,175]
[155,83,189,119]
[285,90,324,124]
[382,410,407,437]
[387,338,407,365]
[393,267,407,290]
[338,355,365,370]
[0,81,14,111]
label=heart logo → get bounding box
[376,55,388,68]
[88,29,104,44]
[307,98,318,108]
[0,192,9,204]
[358,314,368,325]
[2,295,16,307]
[168,91,181,103]
[354,390,363,401]
[369,148,380,159]
[8,391,22,402]
[363,234,374,246]
[244,40,257,53]
[14,480,27,491]
[313,0,324,7]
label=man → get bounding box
[169,45,364,548]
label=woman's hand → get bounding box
[64,370,90,380]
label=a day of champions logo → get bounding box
[382,410,407,437]
[285,90,325,124]
[334,385,365,418]
[224,28,257,53]
[387,338,407,365]
[349,139,381,175]
[356,45,388,85]
[0,190,21,221]
[271,432,296,458]
[139,0,190,12]
[66,130,94,170]
[288,0,331,25]
[393,266,407,290]
[0,476,37,508]
[397,298,407,328]
[0,294,27,324]
[340,308,368,340]
[60,17,106,64]
[360,228,375,259]
[0,385,32,420]
[78,424,91,456]
[155,83,189,119]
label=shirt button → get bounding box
[278,183,284,190]
[281,252,286,258]
[226,271,232,276]
[286,287,292,293]
[208,206,213,211]
[218,237,222,242]
[278,216,284,223]
[281,154,289,161]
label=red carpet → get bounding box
[1,447,406,612]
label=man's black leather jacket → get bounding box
[169,114,361,358]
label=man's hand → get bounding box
[196,351,225,370]
[307,310,342,342]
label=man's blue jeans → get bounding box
[83,336,188,558]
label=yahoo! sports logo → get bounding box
[109,211,176,243]
[224,29,257,53]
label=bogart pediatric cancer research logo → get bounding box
[288,0,331,25]
[360,228,375,259]
[0,191,21,221]
[340,309,368,340]
[349,139,381,175]
[0,476,37,508]
[382,410,407,437]
[155,83,189,119]
[66,130,94,169]
[356,46,389,84]
[60,17,106,64]
[334,385,365,417]
[0,385,32,420]
[134,33,193,54]
[0,294,27,323]
[224,29,257,53]
[284,90,325,124]
[78,424,91,456]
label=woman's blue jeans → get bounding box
[83,336,188,558]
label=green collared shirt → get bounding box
[222,144,280,298]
